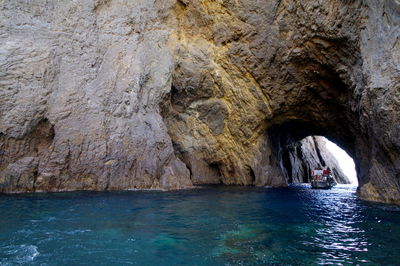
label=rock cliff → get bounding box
[0,0,399,203]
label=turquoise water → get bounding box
[1,184,400,265]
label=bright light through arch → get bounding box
[323,137,358,185]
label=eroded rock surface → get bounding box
[0,0,193,192]
[0,0,399,203]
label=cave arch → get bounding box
[156,0,400,205]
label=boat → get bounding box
[310,168,337,189]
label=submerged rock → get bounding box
[0,0,399,204]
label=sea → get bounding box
[1,184,400,265]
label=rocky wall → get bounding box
[0,0,399,204]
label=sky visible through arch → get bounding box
[323,137,358,185]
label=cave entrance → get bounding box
[267,121,359,187]
[278,136,358,186]
[324,138,358,185]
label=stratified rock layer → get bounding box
[0,0,399,204]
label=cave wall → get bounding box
[0,0,399,203]
[0,0,193,192]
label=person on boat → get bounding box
[311,168,318,181]
[326,167,335,183]
[313,167,322,180]
[322,167,329,181]
[323,168,329,175]
[319,167,324,179]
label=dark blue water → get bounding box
[1,184,400,265]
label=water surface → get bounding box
[1,184,400,265]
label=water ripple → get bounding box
[0,184,399,265]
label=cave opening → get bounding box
[279,136,358,186]
[324,138,358,185]
[267,120,359,187]
[282,135,358,186]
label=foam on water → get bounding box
[0,245,39,264]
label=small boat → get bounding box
[310,168,337,189]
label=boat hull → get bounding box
[311,180,336,189]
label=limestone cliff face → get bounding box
[0,1,399,203]
[0,0,193,192]
[282,136,350,184]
